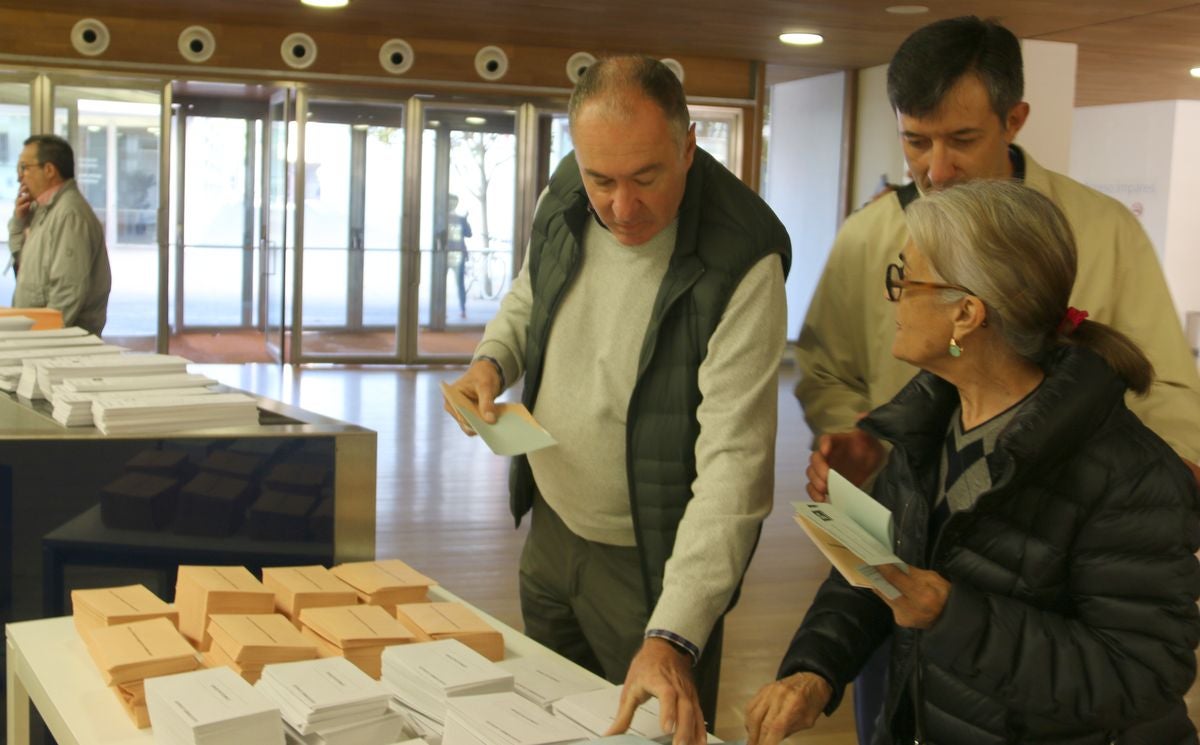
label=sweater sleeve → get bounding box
[645,255,786,652]
[474,242,532,391]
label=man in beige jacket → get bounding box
[796,17,1200,496]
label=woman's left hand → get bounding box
[874,564,951,629]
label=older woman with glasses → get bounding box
[746,180,1200,745]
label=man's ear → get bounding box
[682,123,696,166]
[1004,102,1030,143]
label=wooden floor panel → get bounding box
[199,361,1199,744]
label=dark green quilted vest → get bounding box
[510,147,791,612]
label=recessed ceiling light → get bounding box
[779,32,824,46]
[301,0,348,7]
[1191,66,1200,78]
[886,4,929,13]
[464,116,487,125]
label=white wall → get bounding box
[851,64,906,209]
[1164,101,1200,332]
[764,72,847,339]
[1016,40,1077,174]
[1071,101,1177,261]
[1070,100,1200,331]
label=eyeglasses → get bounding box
[885,262,973,302]
[16,161,43,175]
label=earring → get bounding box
[948,337,963,357]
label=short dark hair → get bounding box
[568,55,690,145]
[887,16,1023,121]
[24,134,75,180]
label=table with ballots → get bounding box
[11,557,689,745]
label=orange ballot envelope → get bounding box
[440,381,556,456]
[793,469,907,599]
[394,601,505,661]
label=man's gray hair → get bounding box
[567,55,691,145]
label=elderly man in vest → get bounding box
[445,55,791,745]
[8,134,110,335]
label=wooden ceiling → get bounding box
[4,0,1199,105]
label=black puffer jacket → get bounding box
[781,346,1200,745]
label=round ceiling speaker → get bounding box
[566,52,596,85]
[474,45,509,81]
[178,26,216,63]
[661,57,685,84]
[281,32,318,70]
[71,18,110,57]
[379,39,415,75]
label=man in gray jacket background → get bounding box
[8,134,111,335]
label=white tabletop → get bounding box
[6,585,607,745]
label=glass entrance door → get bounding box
[296,98,405,360]
[0,77,32,305]
[53,83,163,347]
[417,106,518,358]
[262,89,294,361]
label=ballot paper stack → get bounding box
[203,613,321,683]
[496,655,608,710]
[71,583,179,639]
[329,559,436,610]
[551,687,671,743]
[393,602,504,661]
[257,657,407,745]
[82,617,200,728]
[175,566,277,649]
[0,315,34,330]
[51,372,219,426]
[443,692,590,745]
[146,666,284,745]
[298,604,417,679]
[18,351,189,400]
[93,391,260,435]
[1,342,126,393]
[53,386,216,426]
[381,639,514,735]
[262,566,360,627]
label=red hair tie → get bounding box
[1059,307,1089,335]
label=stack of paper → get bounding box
[496,655,608,710]
[0,327,99,350]
[257,657,406,745]
[146,666,284,745]
[394,602,504,661]
[93,391,260,435]
[551,687,670,743]
[381,639,513,730]
[0,315,34,331]
[4,344,126,394]
[262,566,360,626]
[298,604,417,679]
[330,560,436,610]
[444,692,589,745]
[18,352,187,400]
[204,613,320,683]
[82,617,200,728]
[53,386,217,426]
[71,584,178,638]
[175,566,277,649]
[56,371,215,394]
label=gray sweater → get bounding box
[477,215,786,652]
